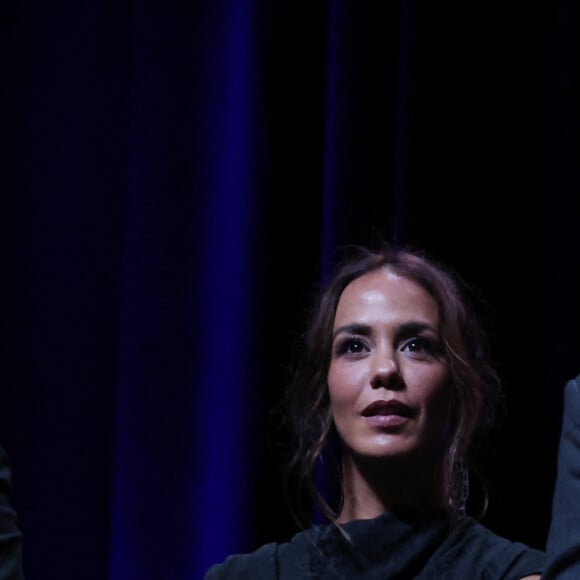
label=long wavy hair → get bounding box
[280,243,501,527]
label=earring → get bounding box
[455,460,469,518]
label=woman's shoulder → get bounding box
[203,541,278,580]
[203,526,321,580]
[433,517,546,578]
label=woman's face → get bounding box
[328,268,451,464]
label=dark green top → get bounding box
[204,511,545,579]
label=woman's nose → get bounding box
[370,351,404,390]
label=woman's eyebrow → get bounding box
[332,323,372,339]
[332,321,439,340]
[397,321,438,335]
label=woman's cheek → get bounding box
[328,361,367,407]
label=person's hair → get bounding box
[281,242,501,527]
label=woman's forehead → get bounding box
[334,269,439,327]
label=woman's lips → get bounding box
[364,414,409,427]
[361,400,413,428]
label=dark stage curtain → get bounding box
[1,2,579,579]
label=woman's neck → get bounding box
[337,453,449,523]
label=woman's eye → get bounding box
[401,336,436,354]
[336,338,367,355]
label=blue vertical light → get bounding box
[192,0,259,577]
[109,1,260,578]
